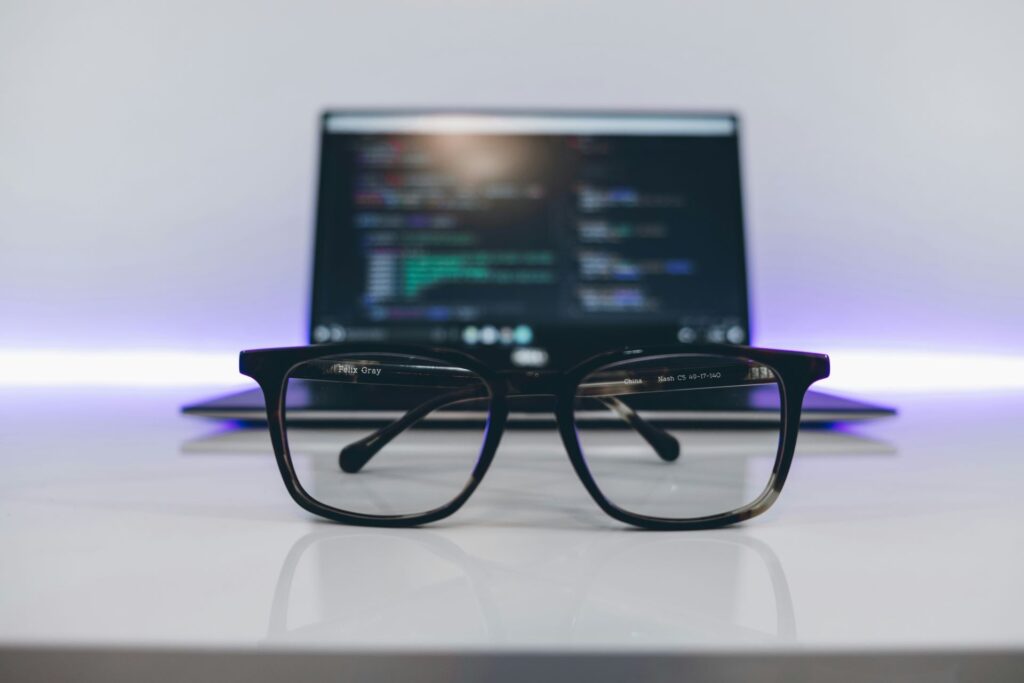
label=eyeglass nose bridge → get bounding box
[501,370,562,397]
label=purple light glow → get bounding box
[1,348,1022,393]
[0,350,246,388]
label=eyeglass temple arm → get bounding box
[575,363,778,397]
[291,358,771,473]
[596,395,681,461]
[337,390,679,474]
[337,385,485,473]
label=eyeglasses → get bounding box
[240,343,829,530]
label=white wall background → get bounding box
[2,0,1022,357]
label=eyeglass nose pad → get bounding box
[503,371,561,395]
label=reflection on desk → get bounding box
[179,426,893,646]
[266,527,796,647]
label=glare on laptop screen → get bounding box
[310,112,749,365]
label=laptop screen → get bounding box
[310,111,749,368]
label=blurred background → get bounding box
[2,0,1021,391]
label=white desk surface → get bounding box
[1,386,1022,682]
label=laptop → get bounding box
[184,109,894,424]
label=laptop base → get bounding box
[182,387,895,426]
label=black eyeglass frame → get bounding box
[240,343,829,530]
